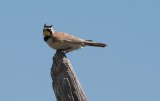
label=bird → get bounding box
[43,24,107,53]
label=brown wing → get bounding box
[53,32,86,44]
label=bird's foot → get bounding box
[56,49,66,55]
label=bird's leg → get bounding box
[56,49,65,54]
[55,49,67,57]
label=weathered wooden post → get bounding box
[51,51,88,101]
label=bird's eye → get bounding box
[46,29,51,31]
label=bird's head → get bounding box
[43,24,55,37]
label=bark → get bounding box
[51,51,87,101]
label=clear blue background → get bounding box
[0,0,160,101]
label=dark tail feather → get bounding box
[86,42,107,47]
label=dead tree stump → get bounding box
[51,51,88,101]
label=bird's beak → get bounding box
[43,29,45,32]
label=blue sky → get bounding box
[0,0,160,101]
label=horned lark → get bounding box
[43,24,107,53]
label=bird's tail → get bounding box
[85,40,107,47]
